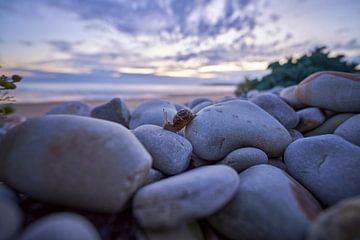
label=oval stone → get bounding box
[296,107,325,133]
[0,115,152,213]
[185,100,292,160]
[334,114,360,146]
[0,200,23,240]
[90,98,131,127]
[208,164,322,240]
[133,165,239,229]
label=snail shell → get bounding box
[163,109,195,132]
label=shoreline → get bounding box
[12,92,235,118]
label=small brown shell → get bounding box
[163,109,195,132]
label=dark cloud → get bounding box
[284,33,293,41]
[269,13,280,22]
[19,40,35,46]
[46,40,82,53]
[334,38,360,50]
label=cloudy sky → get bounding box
[0,0,359,83]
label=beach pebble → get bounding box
[188,98,212,109]
[18,213,101,240]
[133,125,192,175]
[208,164,322,240]
[296,107,325,132]
[246,89,259,99]
[279,86,306,110]
[129,99,177,129]
[142,168,166,187]
[218,147,268,172]
[185,100,292,160]
[284,134,360,206]
[190,154,214,168]
[334,114,360,146]
[133,165,239,229]
[0,183,19,204]
[191,101,212,114]
[268,158,288,171]
[46,101,91,116]
[90,98,130,127]
[0,115,151,213]
[251,93,299,129]
[304,113,354,137]
[307,197,360,240]
[288,129,303,141]
[0,200,23,240]
[144,222,204,240]
[295,71,360,112]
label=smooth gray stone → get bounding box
[208,165,322,240]
[142,169,166,187]
[0,115,151,213]
[219,96,237,102]
[0,116,26,131]
[279,86,306,110]
[134,125,192,175]
[90,98,130,127]
[289,129,304,141]
[268,159,287,171]
[190,154,214,168]
[304,113,354,137]
[295,71,360,112]
[18,213,100,240]
[144,222,204,240]
[185,100,292,160]
[296,107,325,132]
[129,99,177,129]
[0,183,19,204]
[246,89,259,99]
[284,134,360,206]
[334,114,360,146]
[218,147,268,172]
[307,197,360,240]
[46,101,91,116]
[0,200,23,240]
[191,101,212,114]
[251,93,299,129]
[188,98,212,109]
[133,165,239,229]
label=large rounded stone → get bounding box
[0,115,152,213]
[307,197,360,240]
[218,147,268,172]
[251,93,299,129]
[133,165,239,229]
[334,114,360,146]
[185,100,292,160]
[0,200,23,240]
[208,164,322,240]
[46,101,91,116]
[284,134,360,206]
[279,86,306,110]
[129,99,177,129]
[304,113,354,137]
[0,183,19,204]
[295,71,360,112]
[134,125,192,175]
[18,213,100,240]
[296,107,325,133]
[90,98,130,127]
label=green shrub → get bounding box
[0,65,22,116]
[235,46,360,96]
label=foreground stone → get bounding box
[90,98,131,127]
[0,200,23,240]
[133,165,239,229]
[208,165,322,240]
[307,197,360,240]
[296,107,325,133]
[185,100,292,160]
[133,125,192,175]
[285,134,360,206]
[334,114,360,146]
[279,86,306,110]
[295,71,360,112]
[0,115,152,213]
[18,213,101,240]
[46,101,91,116]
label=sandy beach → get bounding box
[13,92,235,118]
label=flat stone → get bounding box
[208,164,322,240]
[296,107,325,133]
[129,99,177,129]
[0,115,152,213]
[218,147,268,172]
[304,113,354,137]
[134,125,192,175]
[0,200,22,240]
[251,93,299,129]
[90,98,130,127]
[295,71,360,112]
[133,165,239,229]
[46,101,91,116]
[279,86,306,110]
[334,114,360,146]
[284,134,360,206]
[18,213,101,240]
[307,197,360,240]
[185,100,292,160]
